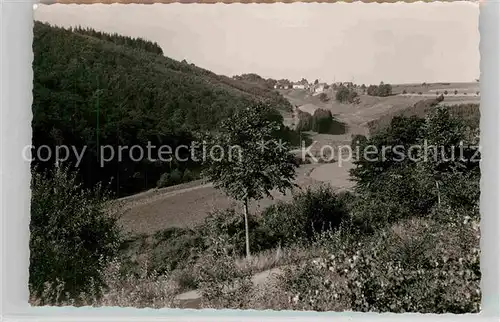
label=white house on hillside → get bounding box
[309,83,326,95]
[274,81,291,89]
[314,83,325,93]
[293,83,306,90]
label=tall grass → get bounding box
[30,260,179,308]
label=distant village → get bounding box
[273,78,354,96]
[231,73,357,97]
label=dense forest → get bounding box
[68,26,164,55]
[32,22,294,197]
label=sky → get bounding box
[34,2,479,85]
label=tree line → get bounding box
[69,26,164,55]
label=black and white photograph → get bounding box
[29,2,480,313]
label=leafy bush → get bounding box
[350,134,368,158]
[351,115,426,189]
[156,172,170,188]
[367,82,392,97]
[30,259,179,308]
[182,168,194,182]
[312,109,333,133]
[157,168,194,188]
[169,169,183,185]
[293,186,350,238]
[350,165,436,233]
[199,208,274,256]
[278,126,312,148]
[318,92,329,102]
[260,202,306,247]
[296,110,313,132]
[170,268,199,291]
[261,186,350,245]
[349,106,480,234]
[352,106,478,190]
[366,85,378,96]
[195,237,254,309]
[277,217,480,313]
[335,86,358,104]
[149,227,204,273]
[366,98,478,136]
[30,166,121,303]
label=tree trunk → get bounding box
[243,198,251,259]
[436,181,441,208]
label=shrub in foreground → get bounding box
[195,237,254,309]
[277,217,480,313]
[30,166,121,304]
[200,208,275,256]
[30,260,179,308]
[149,227,204,274]
[261,186,350,246]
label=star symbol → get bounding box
[256,139,269,153]
[274,139,287,153]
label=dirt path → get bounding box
[175,267,284,309]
